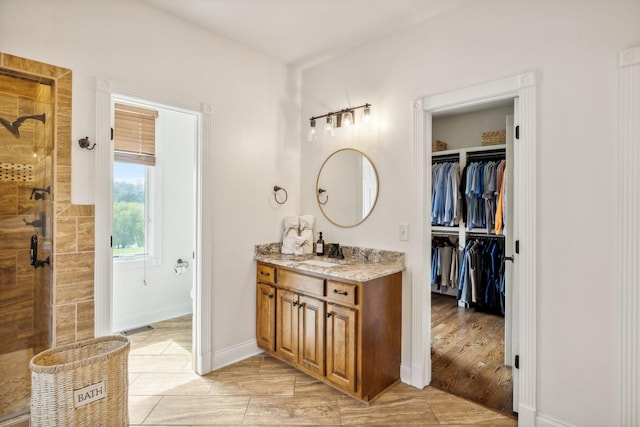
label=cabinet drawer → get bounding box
[327,281,357,306]
[278,269,324,296]
[257,264,276,284]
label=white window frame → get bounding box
[111,98,162,268]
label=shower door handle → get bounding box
[30,235,38,266]
[30,235,50,268]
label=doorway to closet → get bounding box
[429,101,515,415]
[411,71,538,424]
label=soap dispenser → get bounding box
[316,232,325,256]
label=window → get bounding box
[112,102,159,260]
[113,162,147,256]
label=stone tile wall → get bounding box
[0,52,95,418]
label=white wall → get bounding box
[0,0,300,354]
[113,107,196,331]
[300,1,639,425]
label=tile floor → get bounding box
[127,315,518,426]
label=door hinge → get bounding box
[515,125,520,140]
[515,354,520,369]
[515,240,520,254]
[110,127,114,141]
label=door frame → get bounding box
[94,77,214,375]
[410,71,537,424]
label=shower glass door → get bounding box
[0,71,53,421]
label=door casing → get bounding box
[410,71,537,424]
[94,77,214,375]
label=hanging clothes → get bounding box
[457,237,505,315]
[431,161,460,226]
[463,159,505,234]
[494,161,507,234]
[431,236,459,291]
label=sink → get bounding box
[300,259,340,268]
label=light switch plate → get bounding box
[399,223,409,241]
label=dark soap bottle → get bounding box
[316,232,325,256]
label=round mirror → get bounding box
[316,148,379,228]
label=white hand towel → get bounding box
[298,214,315,254]
[299,214,315,233]
[293,235,311,255]
[281,216,299,255]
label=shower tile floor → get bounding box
[127,315,517,426]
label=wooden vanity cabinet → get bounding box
[256,261,402,402]
[276,289,325,376]
[256,267,277,352]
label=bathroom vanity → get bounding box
[254,244,404,402]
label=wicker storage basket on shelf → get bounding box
[481,130,506,146]
[30,335,130,427]
[432,139,448,152]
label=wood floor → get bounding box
[430,292,514,416]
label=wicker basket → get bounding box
[30,335,130,427]
[481,130,506,146]
[432,139,448,152]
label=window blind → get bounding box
[114,103,158,166]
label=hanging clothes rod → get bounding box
[466,232,505,240]
[466,149,506,162]
[432,154,460,163]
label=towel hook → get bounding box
[273,185,288,205]
[318,188,328,205]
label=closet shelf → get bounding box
[432,225,459,234]
[432,144,506,157]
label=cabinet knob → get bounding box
[260,272,270,277]
[268,294,273,299]
[292,301,298,307]
[333,289,349,296]
[326,312,332,318]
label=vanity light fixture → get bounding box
[307,103,371,141]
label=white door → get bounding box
[506,99,520,413]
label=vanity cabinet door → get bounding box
[298,294,325,376]
[326,303,357,392]
[256,282,276,352]
[276,289,299,364]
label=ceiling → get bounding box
[142,0,467,69]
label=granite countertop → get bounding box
[254,243,405,282]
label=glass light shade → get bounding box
[324,116,335,137]
[342,111,354,127]
[363,105,371,123]
[307,119,318,141]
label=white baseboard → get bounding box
[536,413,573,427]
[113,303,192,333]
[516,404,537,427]
[212,338,262,371]
[400,363,413,386]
